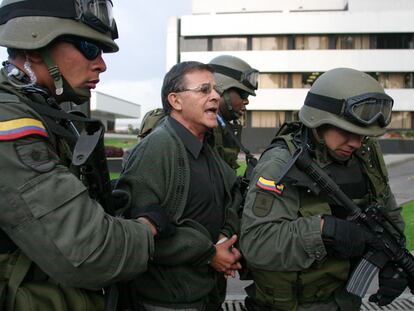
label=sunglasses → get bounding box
[177,83,220,95]
[60,37,102,60]
[235,89,250,100]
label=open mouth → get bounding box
[205,107,218,115]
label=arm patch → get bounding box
[253,191,274,217]
[15,141,57,173]
[0,118,48,141]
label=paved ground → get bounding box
[225,154,414,309]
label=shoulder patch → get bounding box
[0,118,48,141]
[15,141,57,173]
[253,192,274,217]
[256,176,285,196]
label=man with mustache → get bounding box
[116,61,242,310]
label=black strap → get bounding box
[218,117,251,156]
[304,92,344,115]
[210,64,243,82]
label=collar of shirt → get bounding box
[169,116,205,159]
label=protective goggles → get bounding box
[210,64,259,90]
[75,0,118,39]
[177,83,221,95]
[304,92,393,127]
[60,37,102,60]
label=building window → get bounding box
[389,112,412,129]
[370,72,414,89]
[251,111,298,128]
[252,36,288,50]
[373,33,414,49]
[259,73,303,88]
[377,73,405,88]
[212,37,247,51]
[334,35,370,49]
[180,37,208,52]
[107,120,115,132]
[294,35,329,49]
[405,73,414,88]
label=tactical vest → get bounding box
[0,91,104,311]
[251,130,389,310]
[213,121,242,170]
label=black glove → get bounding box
[321,215,374,259]
[131,204,176,239]
[111,189,131,211]
[369,263,408,306]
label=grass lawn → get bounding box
[402,201,414,250]
[104,138,137,149]
[236,161,247,176]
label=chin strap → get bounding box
[222,90,238,121]
[40,49,63,95]
[39,49,89,106]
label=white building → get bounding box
[90,90,141,131]
[166,0,414,152]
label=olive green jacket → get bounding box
[0,69,154,291]
[241,138,402,270]
[116,117,241,306]
[240,135,404,310]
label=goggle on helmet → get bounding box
[0,0,118,40]
[210,63,259,91]
[304,92,393,128]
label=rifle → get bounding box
[277,146,414,298]
[216,115,257,202]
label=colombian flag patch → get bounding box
[0,118,48,141]
[256,176,285,196]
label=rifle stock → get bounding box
[281,147,414,298]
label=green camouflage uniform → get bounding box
[240,131,404,311]
[0,67,154,310]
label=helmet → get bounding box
[209,55,258,96]
[0,0,118,52]
[299,68,393,136]
[0,0,119,105]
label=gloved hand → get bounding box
[112,189,131,211]
[131,204,176,239]
[369,263,408,306]
[321,215,375,258]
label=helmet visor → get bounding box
[347,93,393,127]
[76,0,118,38]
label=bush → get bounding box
[105,146,124,158]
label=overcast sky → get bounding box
[0,1,192,127]
[97,1,192,127]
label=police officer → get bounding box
[240,68,408,310]
[208,55,258,170]
[0,1,171,310]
